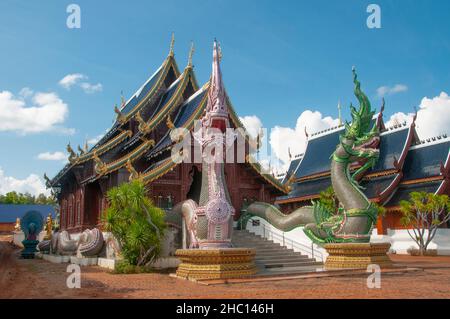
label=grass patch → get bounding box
[112,260,157,274]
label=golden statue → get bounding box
[44,213,53,240]
[14,218,21,232]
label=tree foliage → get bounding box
[318,186,338,214]
[318,186,385,217]
[103,180,166,266]
[400,192,450,255]
[0,191,56,205]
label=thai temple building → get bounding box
[48,37,450,255]
[48,38,287,234]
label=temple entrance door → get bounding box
[84,182,102,228]
[186,166,201,203]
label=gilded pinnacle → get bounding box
[188,41,195,67]
[169,32,175,56]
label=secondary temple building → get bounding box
[279,108,450,234]
[49,37,450,239]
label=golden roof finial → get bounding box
[121,90,126,107]
[169,32,175,57]
[187,41,195,67]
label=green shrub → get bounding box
[103,180,166,266]
[113,260,156,274]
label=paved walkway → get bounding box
[1,235,449,299]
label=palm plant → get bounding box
[103,180,166,266]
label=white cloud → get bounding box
[0,90,72,134]
[385,92,450,139]
[377,84,408,97]
[0,167,49,196]
[59,73,103,94]
[240,111,339,173]
[270,110,339,170]
[19,87,33,98]
[239,115,263,139]
[59,73,86,89]
[80,82,103,94]
[37,151,67,161]
[88,133,106,146]
[385,112,414,127]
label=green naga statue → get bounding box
[241,67,381,244]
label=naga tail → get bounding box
[239,202,315,232]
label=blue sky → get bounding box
[0,0,449,194]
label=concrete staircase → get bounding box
[232,229,323,275]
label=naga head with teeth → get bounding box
[333,68,381,170]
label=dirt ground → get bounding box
[1,235,450,299]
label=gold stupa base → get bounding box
[175,248,257,280]
[324,242,393,269]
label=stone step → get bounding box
[232,233,262,238]
[233,243,282,249]
[255,255,310,263]
[258,265,323,276]
[232,238,276,243]
[255,253,308,260]
[262,260,323,268]
[255,247,293,253]
[234,237,278,244]
[232,230,323,274]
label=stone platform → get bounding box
[324,242,393,269]
[70,256,98,266]
[41,254,70,263]
[175,248,257,280]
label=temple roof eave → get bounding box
[50,53,180,187]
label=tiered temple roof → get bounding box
[50,40,288,195]
[277,113,421,205]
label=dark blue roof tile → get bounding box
[370,127,409,172]
[294,128,343,179]
[403,141,450,180]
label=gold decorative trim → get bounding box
[175,248,257,280]
[324,243,393,269]
[400,176,443,185]
[78,130,133,164]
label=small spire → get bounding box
[169,32,175,57]
[337,99,342,126]
[120,90,125,107]
[218,41,223,61]
[187,41,195,67]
